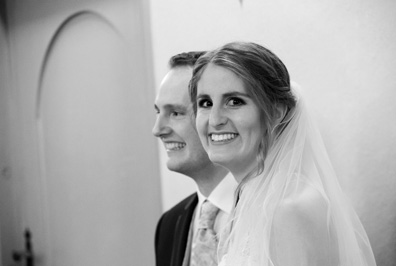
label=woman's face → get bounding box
[195,63,264,181]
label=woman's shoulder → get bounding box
[274,184,328,233]
[271,184,336,265]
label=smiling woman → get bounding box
[195,64,263,181]
[189,42,377,266]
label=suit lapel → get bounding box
[170,194,198,266]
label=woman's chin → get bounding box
[208,153,234,170]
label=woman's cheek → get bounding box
[195,112,205,136]
[195,113,208,144]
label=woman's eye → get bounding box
[198,99,212,108]
[227,97,245,106]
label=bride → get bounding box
[189,42,377,266]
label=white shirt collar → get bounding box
[196,172,238,215]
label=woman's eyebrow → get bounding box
[196,93,210,99]
[222,91,250,98]
[197,92,250,98]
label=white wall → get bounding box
[0,12,18,265]
[148,0,396,265]
[0,16,6,266]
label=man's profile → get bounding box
[152,51,237,266]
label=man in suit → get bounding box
[152,51,237,266]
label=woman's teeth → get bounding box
[210,133,237,142]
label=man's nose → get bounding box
[152,115,170,137]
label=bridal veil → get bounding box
[218,84,376,266]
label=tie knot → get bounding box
[198,200,219,230]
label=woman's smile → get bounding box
[209,133,239,143]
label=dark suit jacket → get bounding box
[155,193,198,266]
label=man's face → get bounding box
[152,66,212,176]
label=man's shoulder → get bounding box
[155,193,198,264]
[162,193,198,218]
[156,193,198,234]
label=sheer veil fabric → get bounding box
[218,83,376,266]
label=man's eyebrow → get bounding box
[156,103,188,110]
[165,104,188,110]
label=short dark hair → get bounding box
[168,51,206,68]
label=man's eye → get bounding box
[198,99,212,108]
[227,97,245,106]
[170,111,181,117]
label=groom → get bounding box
[152,51,237,266]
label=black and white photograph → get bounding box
[0,0,395,265]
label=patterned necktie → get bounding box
[190,200,220,266]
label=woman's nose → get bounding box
[209,106,227,127]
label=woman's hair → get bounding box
[189,42,296,181]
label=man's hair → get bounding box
[169,51,206,68]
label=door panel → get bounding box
[2,1,161,265]
[38,13,138,265]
